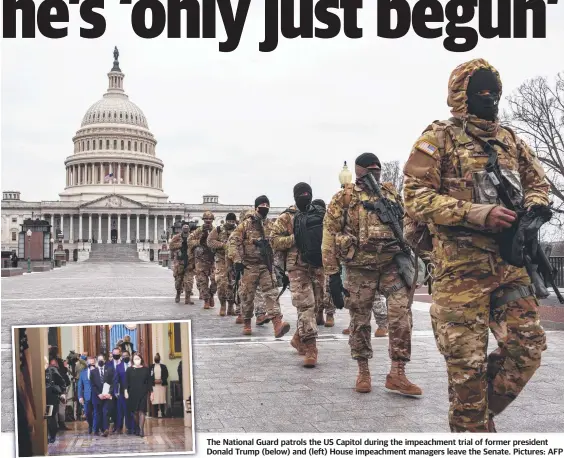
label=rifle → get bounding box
[483,140,564,304]
[254,219,275,276]
[275,261,290,300]
[181,235,188,269]
[233,267,242,305]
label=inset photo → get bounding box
[12,321,195,457]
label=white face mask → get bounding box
[133,358,141,365]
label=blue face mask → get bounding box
[80,355,87,361]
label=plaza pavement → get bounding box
[2,262,563,434]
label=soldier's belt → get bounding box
[491,285,535,308]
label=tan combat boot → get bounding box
[385,360,422,396]
[227,302,235,316]
[342,328,350,335]
[374,326,388,337]
[325,314,335,327]
[204,300,210,310]
[256,314,271,326]
[355,358,371,393]
[316,310,325,326]
[175,291,181,303]
[235,314,244,324]
[271,315,290,338]
[219,300,227,316]
[303,339,318,368]
[290,331,305,355]
[243,319,252,335]
[209,296,215,308]
[185,294,194,305]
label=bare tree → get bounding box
[503,72,564,238]
[381,160,404,194]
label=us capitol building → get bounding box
[1,48,284,261]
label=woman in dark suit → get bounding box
[125,354,152,437]
[149,353,169,418]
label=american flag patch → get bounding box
[415,141,438,156]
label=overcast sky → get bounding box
[2,1,564,208]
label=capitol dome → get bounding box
[60,47,168,204]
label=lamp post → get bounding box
[339,161,352,188]
[26,229,32,273]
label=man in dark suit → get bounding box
[91,354,116,436]
[78,356,96,433]
[105,347,122,432]
[114,350,134,434]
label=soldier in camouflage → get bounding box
[169,223,195,304]
[271,183,323,367]
[322,152,421,395]
[188,211,217,309]
[343,293,388,337]
[403,58,549,432]
[207,213,238,317]
[228,195,290,337]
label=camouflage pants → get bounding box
[215,259,234,302]
[288,267,324,342]
[254,289,266,317]
[344,264,412,361]
[239,264,281,320]
[195,261,217,301]
[372,294,388,328]
[315,275,336,316]
[431,249,546,432]
[172,262,194,295]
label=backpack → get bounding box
[293,204,325,267]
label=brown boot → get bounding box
[303,339,318,368]
[209,296,215,308]
[374,326,388,337]
[325,314,335,327]
[355,358,371,393]
[316,310,325,326]
[271,315,290,338]
[204,300,210,310]
[185,294,194,305]
[256,314,271,326]
[219,300,227,316]
[243,319,252,335]
[342,328,350,335]
[235,314,244,324]
[290,331,305,355]
[385,360,422,396]
[175,290,181,303]
[227,302,235,316]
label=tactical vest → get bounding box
[429,118,524,250]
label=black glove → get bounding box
[329,273,349,309]
[234,263,245,274]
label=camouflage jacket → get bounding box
[207,223,236,264]
[188,226,215,264]
[169,233,193,266]
[322,181,405,275]
[228,212,274,266]
[403,58,549,255]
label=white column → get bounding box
[118,163,121,184]
[154,215,158,242]
[69,215,74,242]
[98,214,102,243]
[126,214,131,243]
[136,214,140,241]
[51,214,54,233]
[134,164,138,185]
[78,213,83,241]
[117,215,121,243]
[88,214,92,240]
[145,214,149,241]
[107,214,112,243]
[126,164,130,185]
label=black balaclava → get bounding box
[312,199,326,210]
[225,213,237,229]
[355,152,381,183]
[255,195,270,219]
[466,68,500,121]
[293,182,312,212]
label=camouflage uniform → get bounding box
[323,178,421,395]
[403,58,549,432]
[271,205,324,366]
[169,232,195,303]
[228,211,290,337]
[207,222,237,316]
[188,218,217,308]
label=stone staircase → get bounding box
[86,243,141,263]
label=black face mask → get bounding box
[295,195,312,212]
[257,207,269,219]
[467,93,499,121]
[98,360,105,367]
[225,222,236,229]
[112,354,120,360]
[123,357,130,364]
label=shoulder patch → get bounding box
[415,140,438,157]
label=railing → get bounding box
[549,257,564,288]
